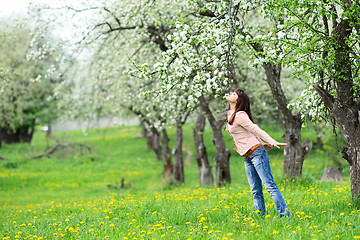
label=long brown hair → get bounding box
[228,89,254,125]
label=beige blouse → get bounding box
[226,110,277,155]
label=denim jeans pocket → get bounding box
[251,146,264,158]
[251,147,266,167]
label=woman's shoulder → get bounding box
[234,111,250,122]
[227,110,247,117]
[236,111,247,116]
[228,110,247,115]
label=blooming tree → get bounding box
[32,0,212,183]
[30,0,311,186]
[141,0,313,182]
[258,0,360,203]
[0,20,62,144]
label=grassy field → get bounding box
[0,123,359,240]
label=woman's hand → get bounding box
[272,142,288,149]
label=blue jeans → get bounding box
[244,146,290,217]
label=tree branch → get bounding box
[56,6,99,12]
[103,7,122,27]
[199,95,220,130]
[313,84,335,110]
[284,6,328,37]
[146,24,169,52]
[33,142,92,159]
[197,1,217,18]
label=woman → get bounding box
[226,89,290,218]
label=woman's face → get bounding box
[226,91,238,103]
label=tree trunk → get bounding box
[173,122,184,183]
[348,144,360,205]
[141,121,162,160]
[1,127,19,143]
[199,96,231,187]
[282,117,312,177]
[263,63,312,178]
[46,125,52,139]
[317,136,324,150]
[0,124,35,144]
[141,121,147,137]
[193,111,213,185]
[321,167,344,182]
[316,84,360,203]
[313,14,360,204]
[0,127,2,148]
[27,119,36,143]
[162,128,173,179]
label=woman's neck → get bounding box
[229,102,236,110]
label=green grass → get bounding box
[0,124,358,240]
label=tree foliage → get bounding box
[0,19,63,143]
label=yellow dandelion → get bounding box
[272,230,278,234]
